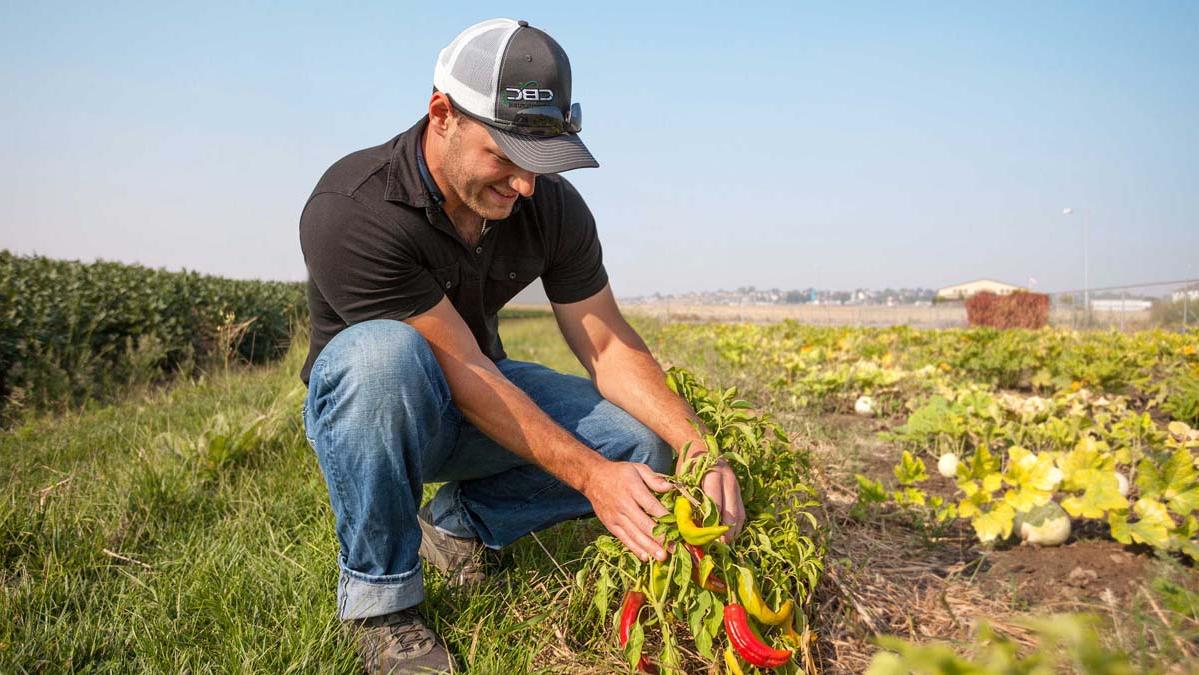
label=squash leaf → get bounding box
[971,503,1015,543]
[1136,448,1199,517]
[893,451,927,486]
[1061,470,1128,519]
[1108,498,1174,549]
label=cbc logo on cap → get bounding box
[505,81,554,102]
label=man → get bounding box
[299,18,744,674]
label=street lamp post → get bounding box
[1062,207,1089,326]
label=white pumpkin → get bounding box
[1015,502,1071,546]
[937,453,959,478]
[854,395,875,416]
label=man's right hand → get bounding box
[581,460,673,562]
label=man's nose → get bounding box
[509,171,536,198]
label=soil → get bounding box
[981,539,1148,607]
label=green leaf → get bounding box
[864,652,907,675]
[671,545,692,595]
[1061,470,1128,519]
[958,480,992,519]
[1108,498,1174,549]
[852,474,888,520]
[1167,513,1199,560]
[1057,437,1116,492]
[593,570,611,620]
[693,595,716,660]
[892,487,927,507]
[893,450,928,486]
[961,445,1000,481]
[625,619,645,670]
[1151,578,1199,616]
[687,591,707,637]
[1003,487,1051,513]
[1136,448,1199,517]
[982,472,1004,493]
[971,503,1015,543]
[1030,369,1053,390]
[1002,446,1060,512]
[934,499,958,523]
[705,595,724,638]
[869,636,979,674]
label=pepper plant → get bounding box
[573,367,823,673]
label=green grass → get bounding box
[0,318,647,673]
[497,315,585,377]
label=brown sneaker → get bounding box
[417,503,497,586]
[347,608,456,674]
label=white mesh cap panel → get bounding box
[433,18,520,121]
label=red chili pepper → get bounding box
[723,603,792,669]
[683,543,727,594]
[617,591,659,674]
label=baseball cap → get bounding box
[433,18,598,174]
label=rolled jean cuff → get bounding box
[336,559,425,620]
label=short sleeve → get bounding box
[540,177,609,304]
[300,192,443,324]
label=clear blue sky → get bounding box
[2,2,1196,296]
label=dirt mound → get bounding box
[982,539,1148,606]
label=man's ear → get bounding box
[428,91,456,139]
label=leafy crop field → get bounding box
[0,252,305,423]
[3,314,1198,673]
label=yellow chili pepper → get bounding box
[780,606,805,648]
[674,496,729,546]
[648,560,671,601]
[723,646,745,675]
[735,566,794,626]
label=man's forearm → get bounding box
[590,338,707,473]
[440,358,607,493]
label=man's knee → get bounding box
[311,320,448,408]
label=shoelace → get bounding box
[360,610,433,658]
[384,618,433,657]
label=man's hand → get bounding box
[582,460,673,562]
[698,459,746,544]
[550,287,746,548]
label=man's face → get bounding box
[441,114,537,221]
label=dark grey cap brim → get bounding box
[486,126,599,174]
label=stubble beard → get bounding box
[442,128,513,222]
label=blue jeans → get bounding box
[303,320,674,620]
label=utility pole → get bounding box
[1062,207,1090,327]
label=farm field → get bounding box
[617,301,1172,332]
[622,302,967,329]
[3,314,1198,673]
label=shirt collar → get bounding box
[383,116,434,208]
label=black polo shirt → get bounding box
[298,116,608,384]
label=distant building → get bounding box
[1172,284,1199,302]
[1090,298,1153,312]
[936,279,1026,301]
